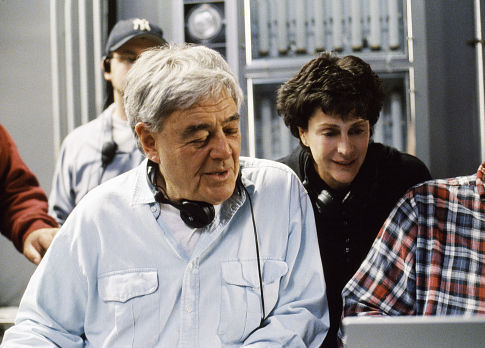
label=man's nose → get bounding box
[210,131,231,159]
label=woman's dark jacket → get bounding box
[279,142,432,348]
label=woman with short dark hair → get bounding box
[277,52,432,348]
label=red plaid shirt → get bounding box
[343,163,485,316]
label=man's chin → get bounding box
[201,186,236,205]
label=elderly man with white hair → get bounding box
[1,44,328,347]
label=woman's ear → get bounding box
[298,127,309,147]
[135,122,160,163]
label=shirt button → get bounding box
[186,305,193,313]
[188,262,193,270]
[151,206,157,212]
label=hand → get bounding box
[22,228,59,265]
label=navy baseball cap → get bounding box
[105,18,167,56]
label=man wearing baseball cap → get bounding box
[49,18,167,227]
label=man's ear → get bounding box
[298,127,309,147]
[135,122,160,163]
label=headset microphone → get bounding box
[101,141,118,168]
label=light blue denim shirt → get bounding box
[48,104,145,225]
[3,157,329,347]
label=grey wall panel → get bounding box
[424,0,480,178]
[1,0,54,192]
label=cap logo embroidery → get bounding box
[132,18,151,32]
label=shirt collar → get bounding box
[131,159,158,205]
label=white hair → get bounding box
[123,43,244,148]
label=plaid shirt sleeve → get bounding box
[342,164,485,323]
[342,192,419,316]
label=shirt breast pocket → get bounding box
[217,259,288,344]
[98,268,159,347]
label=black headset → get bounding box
[103,56,111,73]
[103,56,114,109]
[301,153,355,217]
[155,192,215,229]
[99,55,118,183]
[147,160,266,325]
[147,160,214,229]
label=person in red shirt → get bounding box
[0,124,58,264]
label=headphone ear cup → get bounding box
[148,160,216,229]
[303,179,333,214]
[313,189,336,215]
[179,201,215,228]
[103,59,111,72]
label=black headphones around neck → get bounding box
[154,192,215,229]
[301,152,355,216]
[148,160,215,228]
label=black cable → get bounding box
[243,185,266,326]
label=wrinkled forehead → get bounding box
[161,90,239,130]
